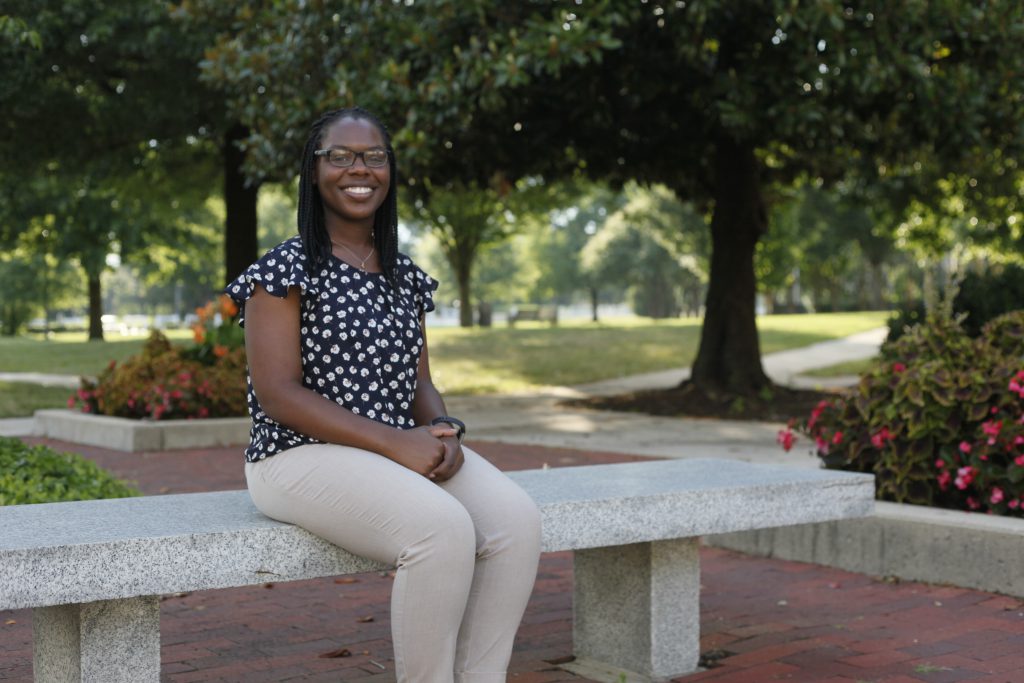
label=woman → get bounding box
[226,107,542,683]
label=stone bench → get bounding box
[0,458,873,682]
[507,304,558,326]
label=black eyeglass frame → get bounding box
[314,147,390,168]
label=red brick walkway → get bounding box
[2,439,1023,682]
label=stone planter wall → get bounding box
[34,409,250,452]
[705,500,1024,598]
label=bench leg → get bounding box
[572,538,700,682]
[33,596,160,683]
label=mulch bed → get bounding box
[565,381,848,423]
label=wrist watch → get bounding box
[430,416,466,444]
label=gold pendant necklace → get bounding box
[331,237,376,271]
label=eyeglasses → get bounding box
[314,147,389,168]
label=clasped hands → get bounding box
[388,424,464,483]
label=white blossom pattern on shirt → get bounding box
[225,236,438,462]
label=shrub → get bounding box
[0,436,139,505]
[887,263,1024,342]
[70,329,247,420]
[780,309,1024,517]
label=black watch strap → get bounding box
[430,416,466,443]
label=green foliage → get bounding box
[888,264,1024,342]
[790,310,1024,516]
[0,436,138,505]
[71,330,247,420]
[582,183,708,318]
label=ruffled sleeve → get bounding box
[224,237,313,327]
[399,255,439,318]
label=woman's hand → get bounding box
[429,435,465,483]
[384,425,457,477]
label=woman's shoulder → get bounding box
[263,236,306,263]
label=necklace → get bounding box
[330,237,376,271]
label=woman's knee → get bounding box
[398,496,477,567]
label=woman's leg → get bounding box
[438,447,543,683]
[245,444,477,683]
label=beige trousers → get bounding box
[244,444,542,683]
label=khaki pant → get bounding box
[245,444,542,683]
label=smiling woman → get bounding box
[222,107,541,683]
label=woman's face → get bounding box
[316,116,391,230]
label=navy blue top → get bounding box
[225,236,438,462]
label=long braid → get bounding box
[297,107,400,292]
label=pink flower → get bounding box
[955,466,977,490]
[937,471,952,490]
[990,488,1005,504]
[1014,455,1024,467]
[1010,372,1024,398]
[1014,435,1024,447]
[935,459,946,469]
[807,400,829,432]
[1010,499,1021,510]
[815,436,829,455]
[959,441,972,454]
[872,427,894,449]
[982,420,1003,445]
[832,431,844,445]
[66,397,76,408]
[892,362,907,373]
[966,497,981,510]
[777,428,796,452]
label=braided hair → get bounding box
[297,107,400,290]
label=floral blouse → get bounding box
[225,236,438,462]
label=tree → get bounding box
[582,183,709,319]
[186,1,1024,394]
[404,182,516,327]
[524,2,1024,393]
[1,0,263,290]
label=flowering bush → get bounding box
[778,309,1024,517]
[183,294,244,365]
[70,328,247,421]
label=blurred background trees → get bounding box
[2,1,1022,399]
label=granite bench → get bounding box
[0,458,873,683]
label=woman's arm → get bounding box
[411,317,465,482]
[245,284,455,476]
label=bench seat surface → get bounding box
[0,459,872,610]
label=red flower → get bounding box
[958,441,972,454]
[892,362,907,373]
[937,470,952,490]
[831,431,844,445]
[990,487,1005,505]
[776,428,797,452]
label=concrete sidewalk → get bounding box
[446,327,887,467]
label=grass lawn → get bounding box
[427,311,890,395]
[0,381,75,418]
[0,312,890,399]
[0,329,193,376]
[801,357,879,378]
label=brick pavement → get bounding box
[2,439,1023,682]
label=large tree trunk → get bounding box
[223,123,260,286]
[589,286,599,322]
[87,270,104,341]
[455,256,473,328]
[689,136,770,394]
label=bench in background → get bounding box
[507,304,558,326]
